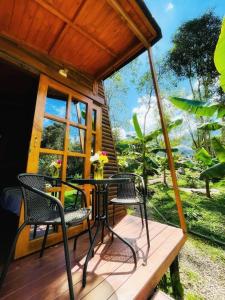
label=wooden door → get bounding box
[15,75,102,258]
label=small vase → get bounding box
[94,167,104,179]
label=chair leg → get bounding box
[87,218,94,257]
[39,225,49,258]
[61,224,74,300]
[73,236,77,251]
[143,202,150,248]
[82,222,101,287]
[33,224,37,239]
[0,222,26,289]
[113,204,115,226]
[101,219,105,243]
[139,204,144,226]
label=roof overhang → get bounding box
[0,0,161,80]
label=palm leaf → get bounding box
[200,162,225,179]
[214,18,225,92]
[212,137,225,163]
[132,113,143,140]
[169,96,217,117]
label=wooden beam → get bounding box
[0,35,105,104]
[147,47,187,233]
[106,0,149,48]
[34,0,117,58]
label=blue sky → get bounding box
[105,0,225,135]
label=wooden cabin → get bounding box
[0,1,187,299]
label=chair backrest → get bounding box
[17,173,59,223]
[110,173,144,199]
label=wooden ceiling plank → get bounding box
[34,0,117,58]
[106,0,149,48]
[49,0,87,55]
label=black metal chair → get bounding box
[0,173,93,300]
[110,173,150,247]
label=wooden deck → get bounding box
[0,215,186,300]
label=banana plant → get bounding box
[132,113,182,189]
[196,137,225,197]
[151,148,179,186]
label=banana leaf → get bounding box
[200,162,225,179]
[169,96,218,117]
[214,18,225,92]
[132,113,143,140]
[212,137,225,163]
[198,122,223,131]
[195,148,212,166]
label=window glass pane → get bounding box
[66,157,84,179]
[45,87,67,118]
[70,99,87,125]
[41,118,65,150]
[38,153,62,178]
[91,134,96,155]
[68,126,85,153]
[92,109,97,130]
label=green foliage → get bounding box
[214,18,225,92]
[167,11,221,99]
[195,148,212,166]
[212,137,225,162]
[169,96,218,117]
[132,113,143,140]
[198,122,223,131]
[200,162,225,180]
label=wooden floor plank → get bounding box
[57,222,166,299]
[82,226,175,300]
[0,215,186,300]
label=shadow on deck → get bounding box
[0,215,186,300]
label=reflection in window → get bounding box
[68,126,85,153]
[91,134,96,155]
[66,157,84,179]
[92,109,97,130]
[38,153,62,177]
[70,99,87,125]
[45,88,67,118]
[41,118,65,150]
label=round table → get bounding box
[70,178,137,286]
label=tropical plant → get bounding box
[151,148,178,186]
[132,113,182,188]
[214,17,225,92]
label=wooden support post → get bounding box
[147,47,187,233]
[170,256,184,299]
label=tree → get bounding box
[167,11,222,100]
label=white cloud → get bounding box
[112,127,127,139]
[166,2,174,11]
[132,95,161,134]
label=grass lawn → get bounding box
[130,180,225,299]
[148,182,225,243]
